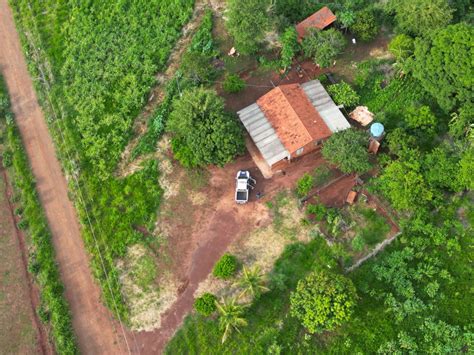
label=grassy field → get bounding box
[0,175,38,354]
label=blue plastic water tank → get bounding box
[370,122,384,138]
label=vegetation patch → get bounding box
[0,76,77,353]
[213,254,238,280]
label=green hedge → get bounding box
[0,77,78,354]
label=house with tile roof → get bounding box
[237,80,351,174]
[295,6,337,41]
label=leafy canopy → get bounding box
[393,0,453,37]
[213,253,239,279]
[303,28,346,68]
[322,128,371,174]
[280,27,300,69]
[412,22,474,112]
[290,270,357,333]
[194,293,217,316]
[167,87,244,168]
[350,9,379,42]
[226,0,270,55]
[327,81,360,108]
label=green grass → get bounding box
[357,207,391,246]
[131,254,158,292]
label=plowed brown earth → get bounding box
[0,2,130,354]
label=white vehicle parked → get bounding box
[235,170,256,204]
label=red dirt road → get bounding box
[0,2,129,354]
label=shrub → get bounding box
[194,293,217,316]
[306,203,327,221]
[388,34,414,63]
[280,27,300,69]
[213,253,238,279]
[290,270,357,333]
[2,150,12,167]
[303,28,346,68]
[17,219,28,230]
[350,10,379,41]
[327,82,360,108]
[296,173,314,198]
[14,207,23,216]
[351,235,366,252]
[223,74,246,93]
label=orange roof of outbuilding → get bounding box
[256,84,332,154]
[295,6,337,40]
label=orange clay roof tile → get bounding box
[256,84,332,154]
[295,6,337,40]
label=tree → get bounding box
[327,82,360,108]
[280,27,300,70]
[337,10,356,31]
[394,0,453,37]
[412,22,473,112]
[458,148,474,190]
[322,128,371,174]
[424,146,461,192]
[235,266,269,300]
[302,28,346,68]
[226,0,270,55]
[350,10,379,42]
[216,298,248,343]
[378,154,433,211]
[290,270,357,333]
[388,34,414,63]
[167,87,245,167]
[386,127,417,157]
[449,102,474,141]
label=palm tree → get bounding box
[235,265,270,300]
[215,297,248,343]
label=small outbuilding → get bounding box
[295,6,337,41]
[349,106,374,126]
[237,80,351,173]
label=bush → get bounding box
[280,27,300,69]
[350,10,379,42]
[296,173,314,198]
[194,293,217,316]
[327,82,360,108]
[303,28,346,68]
[351,235,366,252]
[388,34,414,63]
[306,203,327,221]
[17,219,28,230]
[223,74,246,93]
[213,253,238,279]
[2,150,12,167]
[290,270,357,333]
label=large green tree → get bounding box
[322,128,371,174]
[350,9,379,42]
[279,27,300,70]
[303,28,346,68]
[378,154,434,211]
[226,0,270,55]
[290,270,357,334]
[167,87,244,167]
[392,0,453,37]
[412,22,473,112]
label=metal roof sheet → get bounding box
[237,103,289,166]
[301,80,351,133]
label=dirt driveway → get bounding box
[0,2,130,353]
[134,151,326,353]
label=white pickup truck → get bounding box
[235,170,256,204]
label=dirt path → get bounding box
[0,2,130,354]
